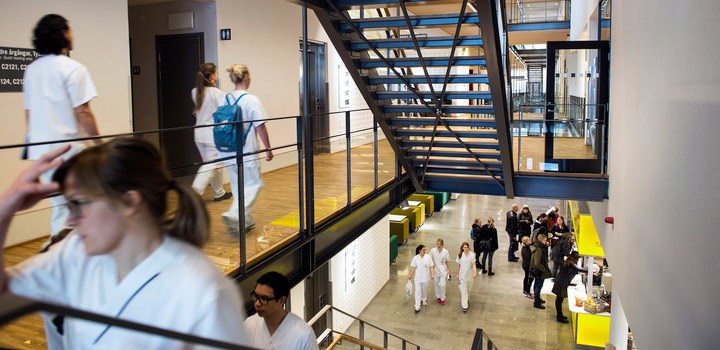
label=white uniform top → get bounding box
[191,86,225,144]
[429,247,450,275]
[244,312,319,350]
[8,234,249,349]
[410,254,434,283]
[456,251,476,280]
[219,89,267,164]
[24,54,98,159]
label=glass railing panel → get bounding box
[350,111,376,203]
[377,130,396,187]
[506,0,570,24]
[0,312,48,349]
[314,127,349,224]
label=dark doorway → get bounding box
[301,40,329,154]
[305,262,330,337]
[156,33,204,178]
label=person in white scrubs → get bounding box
[0,138,250,349]
[429,238,450,305]
[244,271,319,350]
[220,64,273,234]
[190,62,232,202]
[456,242,478,312]
[408,244,435,313]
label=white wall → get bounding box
[290,279,307,320]
[570,0,597,41]
[128,0,218,134]
[329,215,389,332]
[607,0,720,348]
[0,1,132,246]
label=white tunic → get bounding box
[191,86,226,144]
[24,54,98,159]
[244,312,319,350]
[456,251,476,280]
[8,234,249,349]
[410,254,434,283]
[429,247,450,275]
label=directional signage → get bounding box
[0,47,38,92]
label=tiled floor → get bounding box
[340,194,577,350]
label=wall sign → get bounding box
[219,29,231,41]
[0,47,38,93]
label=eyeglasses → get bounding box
[250,291,279,305]
[66,198,94,218]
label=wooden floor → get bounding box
[0,132,594,349]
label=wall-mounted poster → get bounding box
[0,47,38,93]
[344,243,357,292]
[338,65,352,110]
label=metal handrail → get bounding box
[309,304,420,350]
[470,328,500,350]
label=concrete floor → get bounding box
[340,194,578,350]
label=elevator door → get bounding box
[301,40,329,154]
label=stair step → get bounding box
[350,35,483,50]
[383,104,494,114]
[407,149,501,159]
[368,74,488,85]
[359,56,485,68]
[396,128,497,138]
[412,157,502,168]
[390,117,495,127]
[334,0,459,8]
[415,165,502,176]
[402,140,500,150]
[377,91,491,100]
[341,13,479,31]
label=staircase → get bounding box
[304,0,515,197]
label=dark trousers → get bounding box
[481,250,494,271]
[533,278,545,305]
[522,266,534,293]
[552,260,560,277]
[507,232,518,260]
[555,296,565,317]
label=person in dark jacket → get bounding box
[530,234,552,309]
[551,232,575,277]
[505,204,519,262]
[471,218,483,268]
[520,236,534,299]
[533,213,547,231]
[518,205,533,240]
[478,217,499,275]
[552,251,587,323]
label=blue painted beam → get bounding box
[507,21,570,32]
[368,74,488,84]
[377,91,491,100]
[350,35,483,50]
[601,19,610,28]
[358,56,485,68]
[412,157,502,167]
[390,117,495,128]
[513,175,609,200]
[341,13,479,31]
[424,175,507,196]
[396,129,498,138]
[402,140,500,150]
[384,104,495,114]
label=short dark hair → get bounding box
[33,14,70,54]
[256,271,290,299]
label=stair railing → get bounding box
[309,304,420,350]
[470,328,500,350]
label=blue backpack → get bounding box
[213,93,252,152]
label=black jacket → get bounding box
[518,212,533,235]
[552,264,587,296]
[478,224,499,252]
[551,238,574,262]
[505,210,518,233]
[521,244,532,269]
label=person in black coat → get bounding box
[520,236,534,299]
[471,218,483,268]
[551,232,575,277]
[530,234,552,309]
[478,217,499,275]
[505,204,519,262]
[552,251,587,323]
[518,205,533,240]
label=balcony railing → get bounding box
[506,0,571,24]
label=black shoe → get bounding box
[475,262,481,268]
[488,271,495,276]
[539,299,546,304]
[534,303,546,310]
[512,257,519,262]
[557,315,569,323]
[481,269,487,274]
[213,192,233,202]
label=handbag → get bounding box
[478,239,491,252]
[405,280,413,299]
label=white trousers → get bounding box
[40,143,85,236]
[414,281,428,310]
[192,142,226,197]
[434,273,447,301]
[224,159,263,226]
[458,277,474,309]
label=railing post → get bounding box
[383,331,388,348]
[346,111,352,211]
[373,121,378,193]
[301,5,315,235]
[359,320,365,350]
[402,339,407,350]
[236,120,247,275]
[297,116,305,239]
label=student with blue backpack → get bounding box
[216,64,273,234]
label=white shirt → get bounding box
[456,251,476,281]
[219,89,267,164]
[244,312,319,350]
[191,86,225,143]
[429,247,450,275]
[410,254,434,283]
[8,234,249,349]
[24,54,97,159]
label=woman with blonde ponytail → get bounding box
[191,63,232,202]
[220,64,273,234]
[0,138,250,348]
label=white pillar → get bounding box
[609,291,629,349]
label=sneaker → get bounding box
[437,298,442,303]
[422,300,427,306]
[462,308,468,313]
[523,292,533,299]
[441,300,446,306]
[414,308,420,313]
[213,192,233,202]
[243,223,257,233]
[533,304,546,310]
[222,215,240,234]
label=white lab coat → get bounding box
[8,233,250,349]
[191,87,228,198]
[244,312,319,350]
[429,247,450,301]
[456,251,476,310]
[410,254,434,310]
